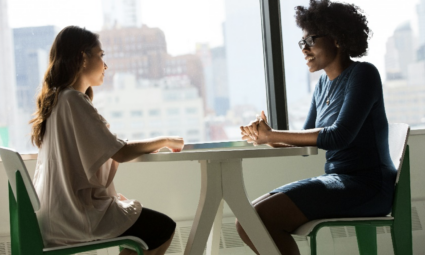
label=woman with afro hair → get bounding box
[238,0,396,254]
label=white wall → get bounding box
[1,132,424,254]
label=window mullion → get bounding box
[259,0,289,130]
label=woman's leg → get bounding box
[143,231,175,255]
[236,193,308,255]
[118,208,176,255]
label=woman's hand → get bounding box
[164,137,184,152]
[240,119,260,142]
[241,111,272,145]
[253,118,272,145]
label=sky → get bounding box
[7,0,226,56]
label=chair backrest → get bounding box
[388,123,410,185]
[0,146,40,211]
[1,147,45,254]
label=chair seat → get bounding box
[292,216,394,236]
[42,236,148,252]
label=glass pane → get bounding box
[1,0,268,153]
[281,0,425,129]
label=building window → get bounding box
[187,129,199,136]
[131,110,143,117]
[149,109,161,116]
[186,107,198,114]
[132,133,144,139]
[167,108,180,116]
[150,131,162,137]
[111,111,123,118]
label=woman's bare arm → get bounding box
[112,137,184,163]
[265,128,322,147]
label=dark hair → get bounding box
[295,0,371,58]
[30,26,99,148]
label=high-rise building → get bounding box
[196,43,230,116]
[210,46,229,116]
[99,25,168,87]
[418,45,425,61]
[13,26,58,112]
[385,37,402,80]
[385,22,416,80]
[417,0,425,47]
[102,0,142,30]
[0,0,17,147]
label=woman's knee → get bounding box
[253,193,308,233]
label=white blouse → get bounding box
[33,88,142,247]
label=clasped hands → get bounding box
[240,111,272,146]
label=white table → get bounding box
[131,145,318,255]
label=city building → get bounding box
[13,26,58,112]
[99,26,207,111]
[384,20,425,126]
[101,0,142,30]
[417,0,425,47]
[210,46,230,116]
[11,26,58,152]
[383,79,425,127]
[95,73,205,143]
[196,43,230,116]
[0,0,17,147]
[385,22,416,80]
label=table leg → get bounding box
[206,199,224,255]
[221,159,281,255]
[184,160,223,255]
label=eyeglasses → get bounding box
[298,35,327,50]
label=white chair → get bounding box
[292,123,412,255]
[0,146,148,255]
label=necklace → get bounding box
[325,76,340,105]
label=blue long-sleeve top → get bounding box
[304,62,396,175]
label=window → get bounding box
[187,130,200,136]
[149,109,161,117]
[168,130,181,136]
[3,0,270,152]
[186,107,198,114]
[167,108,180,116]
[130,121,144,128]
[131,110,143,117]
[132,133,145,139]
[150,131,163,137]
[111,111,123,118]
[280,0,425,130]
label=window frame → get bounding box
[259,0,289,131]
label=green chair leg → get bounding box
[309,234,317,255]
[391,146,412,255]
[356,225,377,255]
[391,225,413,255]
